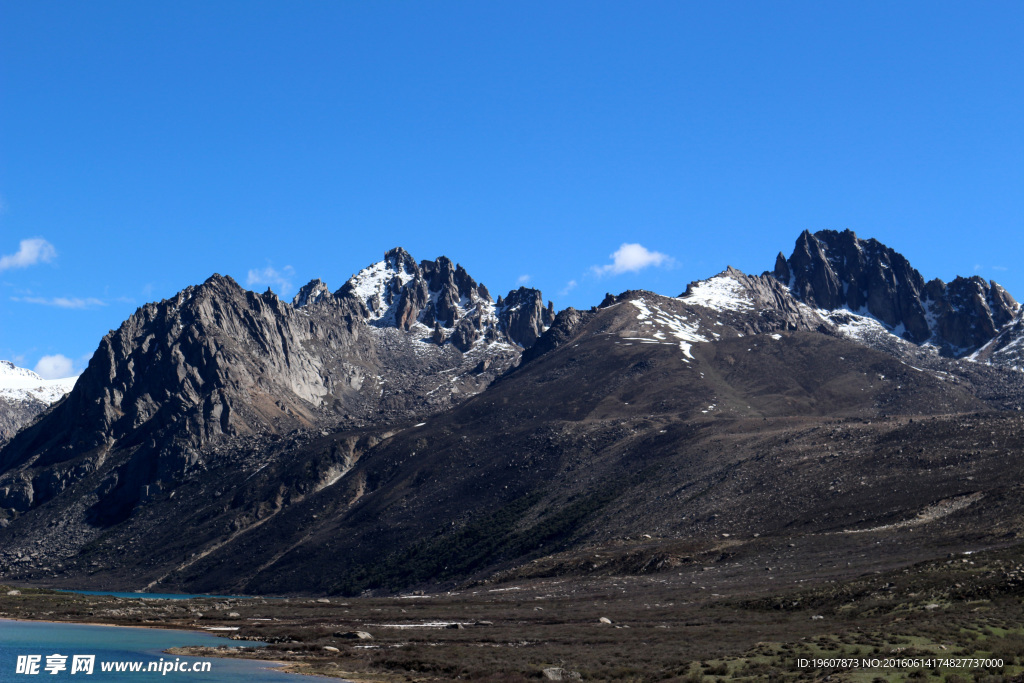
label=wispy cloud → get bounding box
[517,274,532,285]
[247,264,295,294]
[559,279,578,296]
[592,243,674,276]
[992,266,1008,271]
[0,238,57,272]
[34,354,76,379]
[12,296,106,309]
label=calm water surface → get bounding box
[0,619,307,681]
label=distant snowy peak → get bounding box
[772,229,1019,356]
[0,360,41,384]
[0,360,78,405]
[296,247,554,350]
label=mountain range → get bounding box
[1,230,1022,596]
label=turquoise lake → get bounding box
[0,619,307,681]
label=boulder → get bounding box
[334,631,372,640]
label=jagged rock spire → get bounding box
[293,279,332,307]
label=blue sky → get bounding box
[2,2,1022,377]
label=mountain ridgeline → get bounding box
[1,233,1023,596]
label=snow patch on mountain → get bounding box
[816,308,889,342]
[630,298,708,361]
[681,274,754,312]
[348,258,418,323]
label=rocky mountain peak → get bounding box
[772,229,1019,355]
[334,249,552,350]
[383,246,419,276]
[292,278,332,308]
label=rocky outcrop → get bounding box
[0,398,46,444]
[773,229,1019,355]
[497,288,556,348]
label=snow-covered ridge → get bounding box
[0,361,79,405]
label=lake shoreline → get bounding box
[0,616,321,681]
[0,604,385,682]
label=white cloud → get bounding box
[992,266,1008,271]
[34,354,76,379]
[247,265,295,294]
[12,296,106,309]
[517,274,531,285]
[560,279,578,296]
[0,238,57,272]
[592,243,673,276]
